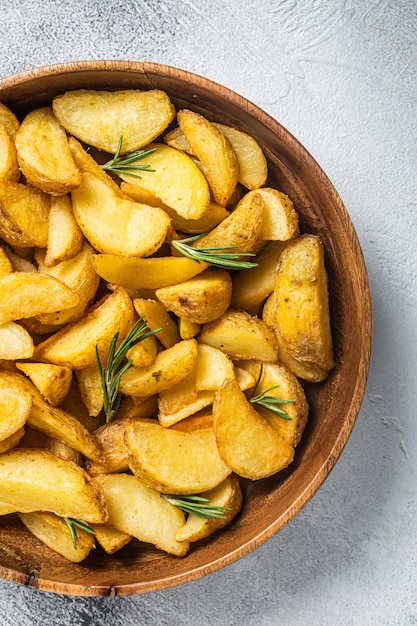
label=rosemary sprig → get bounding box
[64,517,96,550]
[162,494,232,519]
[101,135,158,179]
[171,233,258,270]
[96,317,161,423]
[249,364,294,420]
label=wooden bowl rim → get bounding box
[0,60,372,596]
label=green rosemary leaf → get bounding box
[171,232,258,270]
[249,363,294,420]
[162,494,232,520]
[64,517,96,550]
[101,135,158,179]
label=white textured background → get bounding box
[1,1,416,624]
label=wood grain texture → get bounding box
[0,60,371,596]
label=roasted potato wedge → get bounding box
[0,247,12,276]
[199,309,278,362]
[93,473,189,557]
[195,344,235,391]
[119,338,198,397]
[0,448,107,522]
[0,376,32,443]
[44,437,82,466]
[15,362,72,407]
[177,110,239,206]
[44,194,84,267]
[75,365,104,417]
[92,254,208,290]
[132,297,180,348]
[156,268,232,324]
[0,427,25,454]
[125,419,231,494]
[179,317,201,340]
[213,378,294,479]
[90,523,132,555]
[71,172,170,257]
[15,107,82,195]
[119,143,210,220]
[0,272,79,326]
[0,125,20,182]
[0,179,50,247]
[0,101,20,139]
[253,188,300,241]
[35,243,100,326]
[85,419,132,476]
[125,331,157,368]
[0,321,34,360]
[18,511,95,563]
[34,287,134,369]
[175,474,243,543]
[53,89,175,153]
[1,244,36,273]
[274,234,334,371]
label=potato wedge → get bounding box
[132,297,180,348]
[0,321,34,360]
[0,377,32,443]
[71,172,170,257]
[93,473,189,557]
[0,247,12,277]
[0,101,20,139]
[274,234,334,370]
[15,362,72,407]
[90,523,131,555]
[1,244,36,273]
[120,338,198,397]
[0,179,50,247]
[213,378,294,479]
[238,360,309,446]
[18,511,95,563]
[35,243,100,327]
[119,143,210,220]
[175,474,243,543]
[199,309,278,362]
[0,370,103,462]
[75,365,104,417]
[156,268,232,324]
[125,419,231,494]
[0,448,107,522]
[34,287,134,369]
[15,107,82,195]
[0,272,79,326]
[231,241,288,314]
[196,190,264,254]
[254,188,299,241]
[53,89,175,154]
[92,254,208,290]
[44,437,82,466]
[126,331,157,368]
[44,194,84,267]
[85,419,134,476]
[177,110,239,206]
[179,317,201,340]
[0,125,20,182]
[195,344,235,391]
[0,427,25,454]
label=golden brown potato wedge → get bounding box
[15,107,82,195]
[114,395,157,423]
[1,244,36,273]
[90,523,132,555]
[231,241,288,314]
[92,254,208,290]
[238,360,309,447]
[35,243,100,327]
[132,297,180,348]
[274,234,334,371]
[179,317,201,340]
[0,125,20,182]
[93,473,189,557]
[60,378,104,433]
[53,89,175,153]
[71,172,171,257]
[0,272,79,326]
[0,321,34,360]
[75,365,104,418]
[0,247,12,276]
[85,418,138,476]
[0,448,107,522]
[213,378,294,479]
[125,419,231,494]
[0,179,50,247]
[44,437,82,466]
[199,309,278,362]
[175,474,243,543]
[156,268,232,324]
[44,194,84,267]
[0,427,25,454]
[120,338,198,397]
[34,287,135,369]
[119,143,210,220]
[195,344,236,391]
[177,110,239,206]
[196,190,264,254]
[15,362,72,406]
[0,102,20,139]
[18,511,95,563]
[0,376,32,443]
[125,331,157,368]
[254,188,299,241]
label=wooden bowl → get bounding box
[0,60,371,596]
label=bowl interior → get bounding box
[0,60,371,596]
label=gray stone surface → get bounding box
[0,0,416,624]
